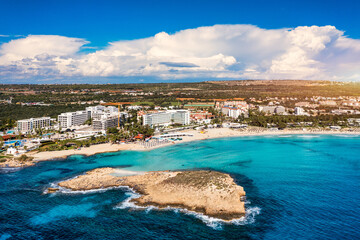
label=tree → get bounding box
[18,154,34,162]
[107,127,119,134]
[278,121,287,129]
[84,118,92,125]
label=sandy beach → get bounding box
[13,127,360,165]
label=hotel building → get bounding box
[17,117,51,134]
[58,111,89,128]
[92,112,127,130]
[143,110,190,127]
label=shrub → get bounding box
[18,154,34,162]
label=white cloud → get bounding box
[0,35,88,64]
[1,25,360,82]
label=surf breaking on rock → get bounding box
[49,168,247,221]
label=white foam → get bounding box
[48,179,261,230]
[278,135,292,138]
[44,181,130,195]
[114,190,261,230]
[115,191,146,209]
[0,167,21,173]
[333,134,359,138]
[297,135,320,138]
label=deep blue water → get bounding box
[1,135,360,239]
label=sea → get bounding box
[0,135,359,239]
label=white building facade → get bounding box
[92,112,127,130]
[143,110,190,127]
[17,117,51,134]
[86,105,118,119]
[58,111,89,128]
[170,110,190,125]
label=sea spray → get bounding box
[44,181,131,195]
[114,190,261,230]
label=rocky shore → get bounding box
[56,168,246,220]
[0,158,35,168]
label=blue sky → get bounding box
[1,0,360,83]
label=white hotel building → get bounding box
[17,117,51,134]
[58,111,89,128]
[92,112,127,130]
[143,110,190,127]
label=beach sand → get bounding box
[21,127,360,163]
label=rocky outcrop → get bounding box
[57,168,246,220]
[0,159,35,168]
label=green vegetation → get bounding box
[241,110,358,128]
[107,127,119,134]
[38,137,110,152]
[2,80,360,132]
[0,104,89,122]
[0,155,8,163]
[84,118,92,125]
[18,154,34,162]
[132,101,154,106]
[163,171,230,190]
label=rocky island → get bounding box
[55,168,246,220]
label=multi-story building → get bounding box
[170,110,190,125]
[294,107,306,115]
[92,112,127,130]
[319,100,337,106]
[17,117,51,134]
[259,106,286,115]
[93,115,118,130]
[216,101,248,109]
[143,110,190,127]
[143,112,172,127]
[86,105,118,119]
[58,111,89,128]
[274,106,286,114]
[190,111,214,123]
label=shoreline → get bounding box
[54,168,247,221]
[2,127,360,168]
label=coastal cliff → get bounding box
[57,168,246,220]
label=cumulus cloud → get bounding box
[1,25,360,82]
[159,62,199,68]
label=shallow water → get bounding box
[1,135,359,239]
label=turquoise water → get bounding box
[1,135,359,239]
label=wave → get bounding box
[278,135,292,138]
[297,135,320,138]
[43,182,130,195]
[47,180,261,230]
[333,134,359,138]
[114,191,261,230]
[0,167,22,174]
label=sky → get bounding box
[1,0,360,84]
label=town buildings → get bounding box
[258,105,286,115]
[190,111,214,124]
[17,117,51,134]
[58,111,89,128]
[143,110,190,127]
[92,114,119,130]
[219,101,249,119]
[294,107,307,116]
[92,112,127,130]
[86,105,118,119]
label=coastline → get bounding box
[54,168,247,221]
[2,127,359,168]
